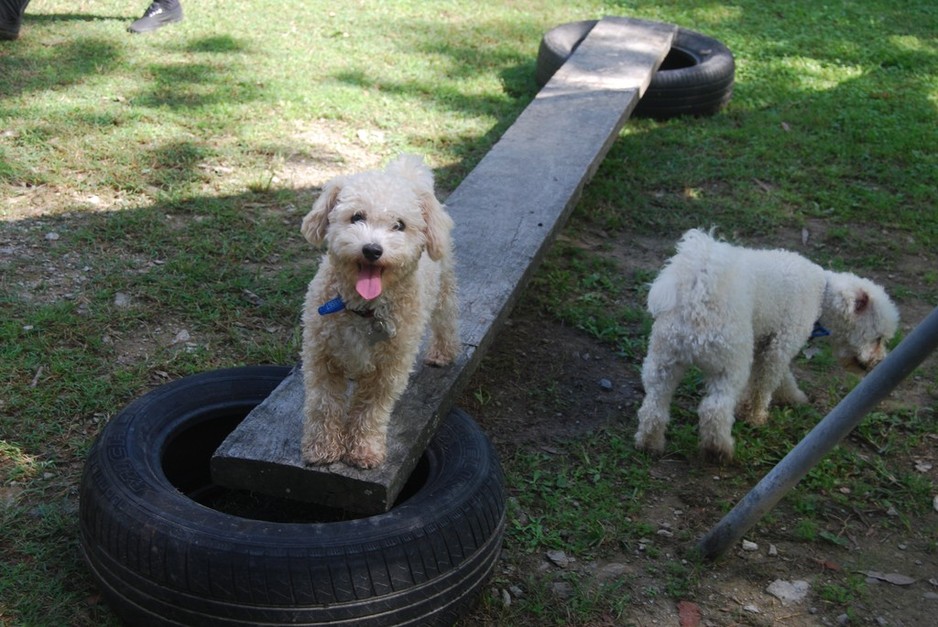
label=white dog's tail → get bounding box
[647,229,723,317]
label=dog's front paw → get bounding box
[737,401,770,426]
[344,436,387,469]
[423,348,455,367]
[775,387,809,407]
[699,437,735,465]
[301,430,344,466]
[424,329,459,367]
[634,407,667,454]
[301,441,343,466]
[634,430,666,455]
[700,446,735,465]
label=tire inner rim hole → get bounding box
[659,47,696,70]
[161,405,430,523]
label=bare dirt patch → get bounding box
[5,143,935,626]
[457,230,938,626]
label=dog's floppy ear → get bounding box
[387,154,453,261]
[836,286,872,319]
[830,276,877,320]
[420,191,453,262]
[301,177,345,245]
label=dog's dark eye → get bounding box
[393,219,406,232]
[351,212,366,224]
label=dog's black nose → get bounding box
[362,243,383,261]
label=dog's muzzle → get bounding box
[362,243,383,262]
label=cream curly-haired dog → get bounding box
[299,155,459,469]
[635,229,899,462]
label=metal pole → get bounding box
[696,306,938,560]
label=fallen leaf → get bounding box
[802,346,821,360]
[678,600,701,627]
[814,558,841,571]
[862,571,916,586]
[242,289,264,306]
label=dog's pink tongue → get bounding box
[356,265,383,300]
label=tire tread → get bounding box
[536,19,735,119]
[79,366,506,625]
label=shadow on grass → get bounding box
[184,35,250,54]
[131,60,263,110]
[0,28,260,191]
[0,37,123,99]
[1,7,936,626]
[574,4,937,246]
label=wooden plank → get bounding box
[211,16,678,514]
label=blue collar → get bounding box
[318,295,375,318]
[318,296,346,315]
[811,321,830,338]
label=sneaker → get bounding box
[0,0,30,41]
[127,1,183,34]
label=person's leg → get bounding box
[0,0,31,41]
[127,0,183,34]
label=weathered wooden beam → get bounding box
[211,16,678,514]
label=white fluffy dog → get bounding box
[299,155,459,469]
[635,229,899,462]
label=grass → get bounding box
[2,0,937,625]
[528,241,652,358]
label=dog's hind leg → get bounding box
[635,331,687,454]
[698,342,751,463]
[424,265,460,367]
[774,367,809,406]
[740,337,805,424]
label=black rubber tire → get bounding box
[78,365,506,626]
[535,20,735,119]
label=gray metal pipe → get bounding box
[696,305,938,560]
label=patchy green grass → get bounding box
[527,241,652,359]
[1,0,936,625]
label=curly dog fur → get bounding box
[635,229,899,462]
[299,155,459,469]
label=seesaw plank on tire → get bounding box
[211,16,678,514]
